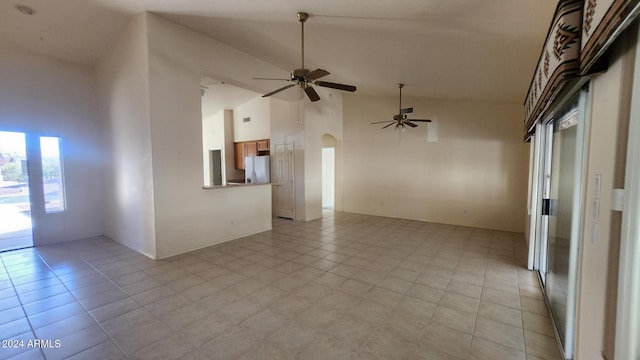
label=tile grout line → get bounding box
[0,252,47,360]
[32,246,133,360]
[516,243,530,360]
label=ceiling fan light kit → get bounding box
[256,12,357,102]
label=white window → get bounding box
[40,136,65,213]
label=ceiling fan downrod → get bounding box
[398,83,405,121]
[298,12,308,73]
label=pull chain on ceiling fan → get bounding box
[254,12,357,102]
[371,83,432,131]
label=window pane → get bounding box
[40,136,65,213]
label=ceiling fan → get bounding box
[371,83,432,131]
[255,12,357,102]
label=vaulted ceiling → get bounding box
[0,0,557,102]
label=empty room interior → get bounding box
[1,0,639,359]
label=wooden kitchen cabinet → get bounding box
[257,139,270,151]
[246,141,258,157]
[234,140,262,170]
[234,142,245,170]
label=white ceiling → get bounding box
[0,0,557,102]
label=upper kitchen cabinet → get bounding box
[246,141,258,157]
[234,142,245,170]
[257,139,270,151]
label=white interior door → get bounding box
[274,143,294,219]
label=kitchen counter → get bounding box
[226,179,246,185]
[202,181,271,189]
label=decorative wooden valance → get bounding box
[524,0,582,140]
[524,0,640,140]
[580,0,640,74]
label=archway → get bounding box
[322,134,337,210]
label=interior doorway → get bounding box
[209,149,223,186]
[322,147,335,209]
[322,134,337,210]
[0,131,33,251]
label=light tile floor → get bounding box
[0,211,563,360]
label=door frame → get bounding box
[0,130,65,250]
[527,123,545,271]
[0,130,34,251]
[209,149,223,186]
[529,89,589,359]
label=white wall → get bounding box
[224,110,243,182]
[145,13,274,258]
[234,97,270,142]
[343,95,529,232]
[96,14,157,257]
[0,46,103,246]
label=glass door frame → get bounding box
[532,89,590,359]
[0,129,66,250]
[528,123,547,274]
[537,123,554,284]
[0,130,34,251]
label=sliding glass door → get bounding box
[536,93,587,359]
[545,108,578,353]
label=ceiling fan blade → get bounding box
[314,81,357,92]
[370,120,394,124]
[404,121,418,127]
[262,84,296,98]
[306,69,330,81]
[401,107,414,114]
[253,77,290,81]
[382,123,396,129]
[409,119,433,122]
[304,86,321,102]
